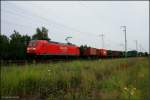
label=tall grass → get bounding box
[1,57,149,100]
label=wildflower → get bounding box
[124,87,128,91]
[133,88,136,90]
[48,69,51,72]
[130,90,134,95]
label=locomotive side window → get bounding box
[28,40,38,47]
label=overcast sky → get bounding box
[1,1,149,52]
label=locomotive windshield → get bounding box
[28,40,38,47]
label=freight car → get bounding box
[80,47,97,58]
[127,50,138,57]
[27,40,80,59]
[79,45,107,58]
[96,49,107,58]
[107,50,124,58]
[27,40,145,60]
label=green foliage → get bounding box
[0,30,31,60]
[1,57,149,99]
[21,35,31,46]
[9,30,31,59]
[144,52,148,56]
[32,27,50,40]
[0,26,50,60]
[0,34,10,59]
[0,26,51,60]
[79,45,88,56]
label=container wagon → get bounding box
[127,50,138,57]
[82,47,97,58]
[96,49,107,58]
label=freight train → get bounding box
[27,40,148,59]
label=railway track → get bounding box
[1,58,79,66]
[1,56,146,66]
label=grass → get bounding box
[1,57,149,100]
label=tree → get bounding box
[9,30,21,59]
[79,45,88,56]
[9,30,31,59]
[0,34,10,59]
[21,35,31,46]
[144,52,148,56]
[10,30,22,43]
[32,27,50,40]
[21,34,31,59]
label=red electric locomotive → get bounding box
[27,40,80,58]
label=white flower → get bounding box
[130,91,134,95]
[48,69,51,72]
[124,87,128,91]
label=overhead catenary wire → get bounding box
[2,2,98,39]
[6,2,95,36]
[2,2,147,52]
[3,2,107,50]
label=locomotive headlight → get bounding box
[32,48,36,50]
[27,48,30,51]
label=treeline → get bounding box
[0,27,50,60]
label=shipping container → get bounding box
[107,50,123,58]
[83,47,97,56]
[127,50,138,57]
[96,49,107,58]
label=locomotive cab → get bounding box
[27,40,80,59]
[27,40,48,55]
[27,40,38,54]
